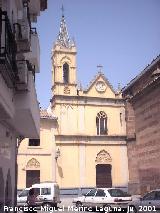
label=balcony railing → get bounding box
[0,8,18,87]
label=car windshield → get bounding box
[143,191,156,200]
[19,189,29,197]
[108,189,130,197]
[85,189,97,196]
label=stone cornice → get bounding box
[18,153,51,156]
[51,95,124,106]
[52,82,77,88]
[129,77,160,103]
[55,134,126,141]
[56,141,127,146]
[123,55,160,92]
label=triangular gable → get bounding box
[83,72,116,98]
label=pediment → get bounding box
[26,158,40,169]
[84,72,116,98]
[95,150,112,164]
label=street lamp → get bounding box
[55,148,60,161]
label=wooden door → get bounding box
[26,170,40,188]
[96,164,112,187]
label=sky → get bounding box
[35,0,160,109]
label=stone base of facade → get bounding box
[128,182,141,195]
[128,180,160,196]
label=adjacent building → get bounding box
[0,0,47,210]
[123,55,160,195]
[17,109,57,189]
[17,14,129,192]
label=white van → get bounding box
[17,182,61,207]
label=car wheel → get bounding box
[128,205,137,213]
[42,202,52,208]
[76,201,82,207]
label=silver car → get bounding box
[128,189,160,213]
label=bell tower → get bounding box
[51,13,77,97]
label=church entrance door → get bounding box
[26,170,40,187]
[96,164,112,187]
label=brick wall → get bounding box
[124,71,160,195]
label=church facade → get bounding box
[17,14,129,191]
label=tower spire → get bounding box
[56,6,73,48]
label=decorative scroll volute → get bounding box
[95,150,112,164]
[26,158,40,169]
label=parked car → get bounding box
[128,189,160,213]
[73,188,132,210]
[17,182,61,207]
[17,187,31,206]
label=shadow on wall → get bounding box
[0,168,4,212]
[57,164,64,178]
[5,169,12,206]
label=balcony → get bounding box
[0,9,39,138]
[28,0,41,22]
[40,0,48,11]
[9,72,40,138]
[0,73,15,120]
[28,0,48,22]
[0,9,18,88]
[14,4,31,53]
[25,28,40,73]
[15,60,29,91]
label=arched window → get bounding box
[63,63,69,84]
[96,111,108,135]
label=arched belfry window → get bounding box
[96,111,108,135]
[63,63,69,84]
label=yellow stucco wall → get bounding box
[55,142,128,189]
[17,119,56,189]
[53,102,126,136]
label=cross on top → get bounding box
[61,4,64,17]
[97,65,103,72]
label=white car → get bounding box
[73,188,132,210]
[17,182,61,207]
[128,189,160,213]
[17,187,31,206]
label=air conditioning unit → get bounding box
[16,60,28,90]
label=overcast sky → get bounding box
[35,0,160,108]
